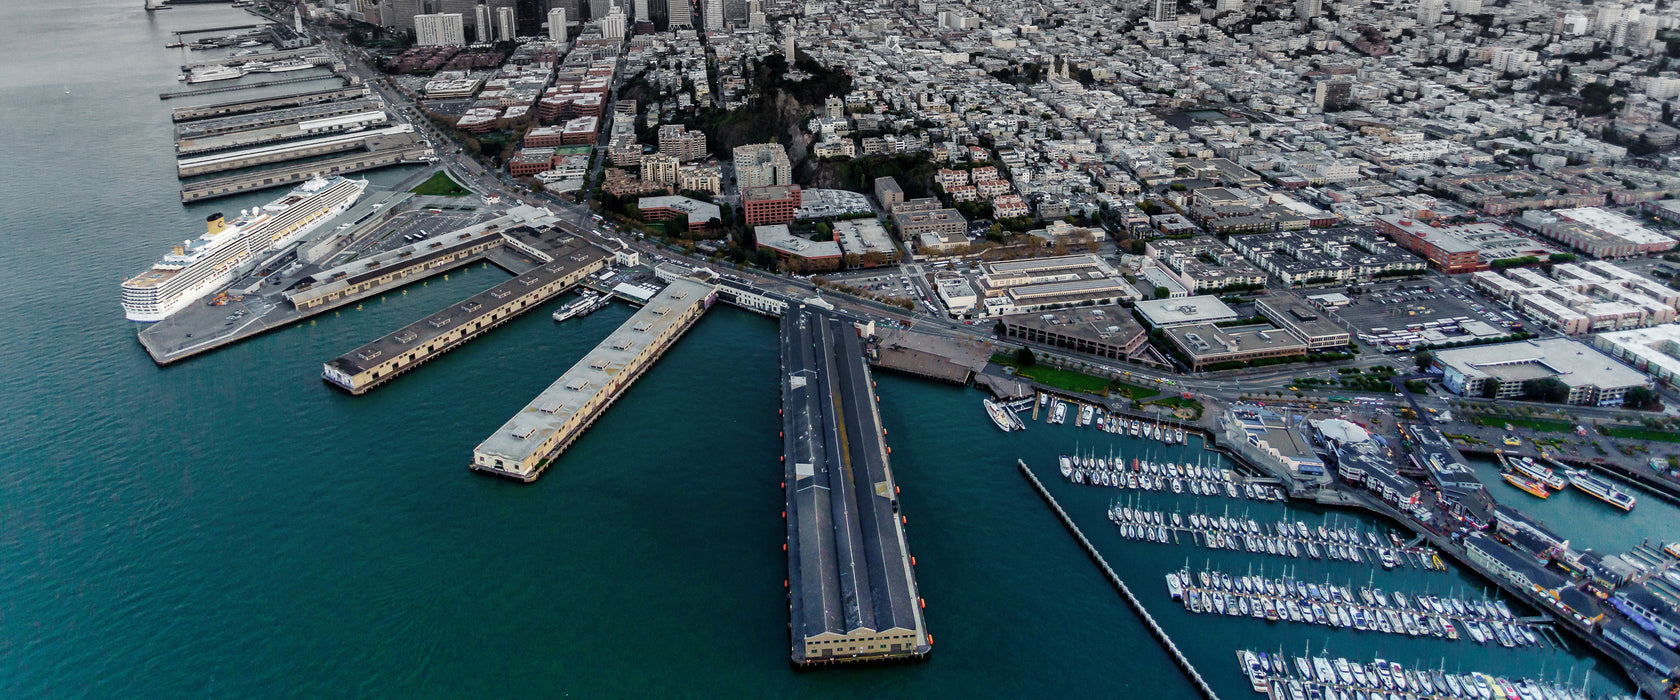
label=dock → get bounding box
[782,305,931,666]
[137,202,536,366]
[176,109,387,156]
[323,234,608,395]
[182,47,328,71]
[176,98,383,140]
[180,130,434,202]
[467,278,717,481]
[171,85,371,122]
[159,73,343,101]
[177,124,414,177]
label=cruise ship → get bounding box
[184,65,244,84]
[121,176,366,322]
[551,291,608,322]
[1565,469,1636,511]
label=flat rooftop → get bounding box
[473,278,715,466]
[1435,337,1648,390]
[1135,295,1239,327]
[325,235,605,376]
[783,306,927,663]
[755,224,840,258]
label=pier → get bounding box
[177,124,413,178]
[176,109,387,156]
[170,85,370,122]
[782,305,930,665]
[159,73,343,101]
[182,48,327,70]
[175,98,382,140]
[323,235,608,395]
[1018,459,1222,700]
[180,131,433,202]
[137,201,538,366]
[468,278,716,481]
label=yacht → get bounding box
[1565,470,1636,511]
[184,65,245,83]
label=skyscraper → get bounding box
[633,0,648,21]
[667,0,692,29]
[1416,0,1441,25]
[474,2,492,40]
[1150,0,1176,23]
[702,0,723,31]
[588,0,611,20]
[548,7,567,40]
[497,6,516,38]
[415,12,466,44]
[1295,0,1320,22]
[601,8,626,38]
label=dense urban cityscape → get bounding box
[19,0,1680,693]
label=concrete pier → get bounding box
[175,98,382,140]
[782,305,931,666]
[159,74,342,101]
[468,278,717,481]
[177,124,415,177]
[323,235,608,395]
[170,85,370,122]
[176,109,387,156]
[179,131,433,202]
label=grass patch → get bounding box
[993,353,1132,397]
[411,171,470,197]
[1470,415,1575,433]
[1144,395,1201,417]
[1600,426,1680,443]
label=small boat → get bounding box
[983,399,1016,432]
[1058,454,1072,478]
[1166,572,1184,600]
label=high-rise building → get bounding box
[1314,79,1351,110]
[702,0,723,31]
[723,0,746,24]
[415,12,466,44]
[497,5,516,37]
[601,8,626,38]
[1150,0,1176,23]
[733,143,793,188]
[1295,0,1320,21]
[1416,0,1441,25]
[641,153,680,187]
[547,7,568,40]
[667,0,692,28]
[474,3,492,40]
[659,125,708,161]
[633,0,648,21]
[1215,0,1244,13]
[514,0,547,35]
[589,0,611,20]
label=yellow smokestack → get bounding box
[207,213,227,235]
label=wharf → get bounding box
[171,85,370,122]
[160,73,343,101]
[783,305,931,666]
[467,278,716,481]
[176,109,386,156]
[324,234,607,395]
[136,202,533,365]
[177,124,412,178]
[868,327,988,385]
[182,47,326,70]
[175,98,381,140]
[180,130,433,202]
[1458,445,1680,505]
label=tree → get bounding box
[1481,378,1501,399]
[1415,350,1435,373]
[1625,386,1662,410]
[1014,347,1037,367]
[1522,377,1570,403]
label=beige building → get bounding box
[640,152,679,187]
[733,142,794,188]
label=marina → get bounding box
[1168,566,1542,647]
[1235,651,1604,700]
[1108,502,1448,571]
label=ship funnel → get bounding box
[207,213,227,235]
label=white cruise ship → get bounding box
[122,176,366,322]
[184,65,245,84]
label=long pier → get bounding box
[177,124,416,178]
[782,305,931,666]
[180,131,433,202]
[1018,459,1222,700]
[176,110,388,156]
[160,74,343,101]
[176,98,382,139]
[171,85,370,122]
[183,47,325,70]
[467,278,717,481]
[324,235,608,395]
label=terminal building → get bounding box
[1134,295,1240,328]
[1432,337,1651,405]
[1255,293,1351,349]
[470,278,718,481]
[975,254,1141,317]
[781,305,930,665]
[1000,307,1148,362]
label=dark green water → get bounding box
[0,1,1667,697]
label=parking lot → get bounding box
[821,270,920,301]
[1331,280,1521,351]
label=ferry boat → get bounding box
[184,65,245,83]
[551,291,608,322]
[983,399,1016,432]
[121,177,366,322]
[1501,472,1550,499]
[1512,456,1567,490]
[1666,541,1680,560]
[1565,470,1636,511]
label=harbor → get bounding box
[324,233,608,395]
[1235,651,1603,700]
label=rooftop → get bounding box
[1135,295,1239,327]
